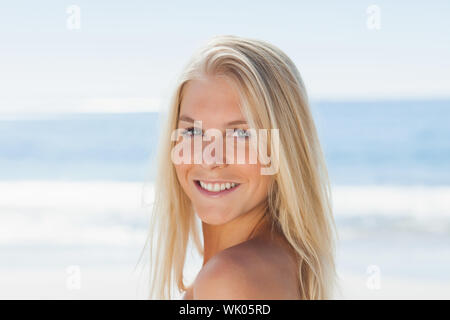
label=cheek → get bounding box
[174,164,192,193]
[240,163,272,200]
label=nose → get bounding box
[198,134,229,170]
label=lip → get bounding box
[193,180,241,198]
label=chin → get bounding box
[195,208,233,226]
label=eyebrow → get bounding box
[178,115,247,126]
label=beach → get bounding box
[1,100,449,299]
[1,181,449,299]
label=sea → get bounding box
[1,100,449,299]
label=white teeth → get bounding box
[198,181,238,192]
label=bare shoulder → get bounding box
[193,237,300,299]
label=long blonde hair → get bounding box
[145,35,338,299]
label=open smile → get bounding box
[193,180,241,197]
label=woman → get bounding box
[147,35,338,299]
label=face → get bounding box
[174,75,272,225]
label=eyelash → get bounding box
[181,127,202,137]
[181,127,251,138]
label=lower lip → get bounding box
[194,180,241,197]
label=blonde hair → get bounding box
[145,35,338,299]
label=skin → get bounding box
[174,74,300,299]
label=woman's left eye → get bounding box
[231,128,251,138]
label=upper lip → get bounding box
[194,179,239,184]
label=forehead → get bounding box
[179,76,244,125]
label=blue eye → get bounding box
[232,128,251,139]
[181,127,203,137]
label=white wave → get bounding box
[0,181,154,246]
[2,181,449,217]
[0,180,154,211]
[1,181,450,246]
[332,185,450,218]
[332,185,450,237]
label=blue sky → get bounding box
[0,0,449,113]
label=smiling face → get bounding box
[174,75,272,225]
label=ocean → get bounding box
[1,100,449,299]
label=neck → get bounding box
[201,201,271,266]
